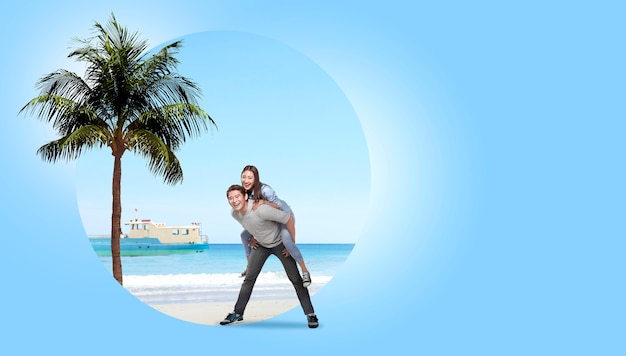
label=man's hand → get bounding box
[248,237,259,249]
[282,248,291,257]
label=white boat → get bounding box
[89,219,209,256]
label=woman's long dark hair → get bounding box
[241,165,265,200]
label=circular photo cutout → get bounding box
[75,30,370,325]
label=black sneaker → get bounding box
[220,312,243,325]
[307,313,319,328]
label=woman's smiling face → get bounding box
[241,170,255,191]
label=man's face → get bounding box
[228,190,246,212]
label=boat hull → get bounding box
[89,237,209,256]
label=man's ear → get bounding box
[245,193,249,201]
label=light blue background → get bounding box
[1,1,623,355]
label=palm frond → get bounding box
[125,128,183,185]
[36,124,110,162]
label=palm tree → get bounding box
[20,13,216,285]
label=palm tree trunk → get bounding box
[111,152,123,285]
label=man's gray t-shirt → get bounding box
[231,200,291,248]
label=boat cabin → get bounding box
[125,219,207,244]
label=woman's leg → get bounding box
[239,230,253,277]
[240,229,253,256]
[279,223,311,287]
[280,225,307,269]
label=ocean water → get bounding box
[95,244,354,305]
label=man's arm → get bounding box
[258,204,290,223]
[257,204,296,245]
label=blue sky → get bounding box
[75,30,370,243]
[2,1,624,355]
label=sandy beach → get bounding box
[151,299,302,326]
[99,244,351,327]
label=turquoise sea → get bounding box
[95,244,354,305]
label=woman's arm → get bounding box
[254,184,283,210]
[253,199,280,210]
